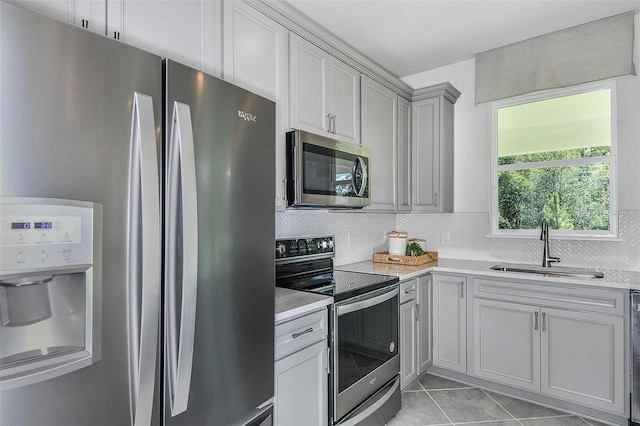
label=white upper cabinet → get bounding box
[107,0,217,74]
[397,96,412,211]
[289,33,359,144]
[222,0,287,209]
[223,1,286,102]
[328,59,359,143]
[9,0,106,34]
[411,83,460,212]
[361,76,398,211]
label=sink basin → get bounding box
[490,263,604,279]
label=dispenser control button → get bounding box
[40,251,47,260]
[16,234,25,243]
[54,220,61,230]
[63,249,71,258]
[62,233,71,242]
[16,252,25,262]
[40,234,48,242]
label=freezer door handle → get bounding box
[166,101,199,416]
[127,93,161,426]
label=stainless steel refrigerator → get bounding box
[0,2,275,425]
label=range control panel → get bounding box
[0,200,94,271]
[275,236,334,260]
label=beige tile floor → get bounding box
[387,374,610,426]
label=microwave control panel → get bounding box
[0,199,95,271]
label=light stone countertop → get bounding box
[275,287,333,324]
[335,258,640,290]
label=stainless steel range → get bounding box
[275,236,401,426]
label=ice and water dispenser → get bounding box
[0,198,102,389]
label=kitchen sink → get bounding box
[490,263,604,279]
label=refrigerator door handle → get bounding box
[127,93,161,426]
[166,101,199,416]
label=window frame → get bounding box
[490,80,618,239]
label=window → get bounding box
[491,81,617,238]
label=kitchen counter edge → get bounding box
[275,287,333,324]
[335,258,640,290]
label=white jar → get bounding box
[388,231,407,256]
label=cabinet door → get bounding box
[541,308,624,414]
[361,76,397,211]
[107,0,217,74]
[222,1,287,209]
[397,96,411,211]
[327,58,359,144]
[473,299,541,392]
[400,299,418,389]
[289,33,328,135]
[275,340,328,426]
[417,275,432,374]
[432,275,466,373]
[9,0,105,34]
[412,97,440,211]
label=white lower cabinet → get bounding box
[275,340,328,426]
[433,274,466,373]
[541,307,624,414]
[400,280,418,389]
[472,283,626,416]
[400,275,433,389]
[473,299,540,392]
[417,275,432,374]
[274,309,328,426]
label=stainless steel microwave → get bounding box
[286,130,370,208]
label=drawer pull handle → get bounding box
[534,311,539,331]
[292,327,314,339]
[404,287,416,294]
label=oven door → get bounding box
[287,130,370,208]
[332,285,399,423]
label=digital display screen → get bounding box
[35,222,53,229]
[11,222,31,230]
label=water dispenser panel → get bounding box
[0,202,93,271]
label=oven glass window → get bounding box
[337,293,398,393]
[302,143,369,198]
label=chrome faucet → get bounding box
[540,218,560,267]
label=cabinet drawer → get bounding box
[400,279,418,304]
[275,308,328,360]
[472,278,624,316]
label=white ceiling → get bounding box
[283,0,640,78]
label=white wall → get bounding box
[401,14,640,212]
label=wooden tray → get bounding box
[372,251,438,266]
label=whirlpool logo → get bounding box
[237,110,257,122]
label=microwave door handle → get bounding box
[127,93,161,426]
[351,156,368,197]
[166,101,199,417]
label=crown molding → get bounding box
[412,82,461,103]
[243,0,414,99]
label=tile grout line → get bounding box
[425,390,455,425]
[480,388,523,426]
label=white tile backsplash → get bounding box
[275,210,395,266]
[276,210,640,271]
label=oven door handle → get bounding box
[337,286,399,317]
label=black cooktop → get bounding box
[275,236,398,302]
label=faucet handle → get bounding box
[548,256,561,264]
